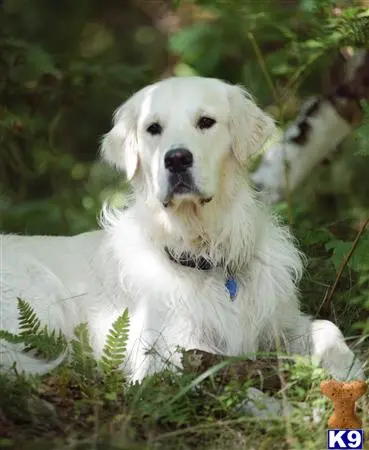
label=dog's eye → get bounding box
[197,116,216,130]
[146,122,163,135]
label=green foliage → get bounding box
[0,0,159,235]
[355,103,369,156]
[170,2,369,100]
[100,308,130,374]
[325,235,369,273]
[0,299,367,448]
[329,10,369,47]
[0,298,67,360]
[70,322,97,381]
[97,309,130,395]
[0,371,41,423]
[0,300,130,385]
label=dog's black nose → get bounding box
[164,148,193,173]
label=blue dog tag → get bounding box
[225,277,238,301]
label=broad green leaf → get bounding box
[325,234,369,272]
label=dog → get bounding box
[1,76,364,382]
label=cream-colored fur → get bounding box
[0,77,363,382]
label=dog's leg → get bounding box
[285,316,364,380]
[124,303,182,383]
[310,319,364,380]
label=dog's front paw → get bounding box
[321,351,365,381]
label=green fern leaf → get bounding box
[100,308,130,373]
[70,323,96,379]
[326,14,369,47]
[0,329,24,344]
[339,16,369,47]
[17,298,41,337]
[1,299,67,360]
[23,326,67,360]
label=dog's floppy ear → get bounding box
[100,96,139,181]
[228,85,275,165]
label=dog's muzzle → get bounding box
[162,147,213,207]
[163,147,196,201]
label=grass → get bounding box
[0,343,368,449]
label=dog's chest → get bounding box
[128,258,256,355]
[106,227,260,356]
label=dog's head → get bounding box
[101,76,275,208]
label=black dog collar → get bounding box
[164,247,215,270]
[164,247,238,300]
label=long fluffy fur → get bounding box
[0,76,364,382]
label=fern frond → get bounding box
[17,298,41,337]
[327,15,369,47]
[0,329,24,344]
[1,299,68,360]
[24,325,67,360]
[340,16,369,46]
[70,323,96,379]
[100,308,130,373]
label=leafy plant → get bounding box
[0,298,67,360]
[100,308,130,374]
[0,300,130,385]
[99,309,130,393]
[70,322,97,381]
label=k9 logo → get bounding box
[327,430,364,449]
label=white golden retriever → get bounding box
[1,76,364,382]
